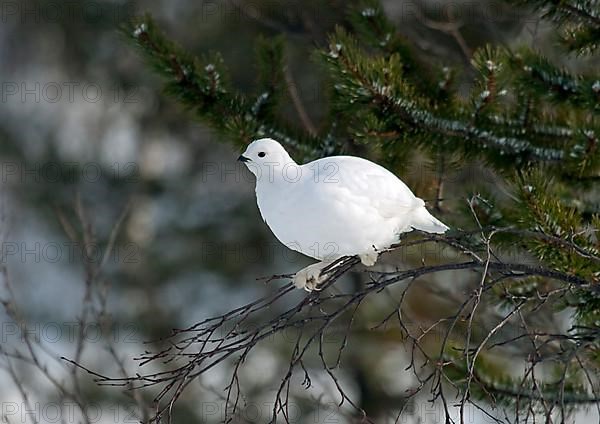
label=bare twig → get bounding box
[64,225,598,423]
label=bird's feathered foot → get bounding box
[293,252,379,291]
[359,252,378,267]
[293,261,334,292]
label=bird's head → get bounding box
[238,138,296,179]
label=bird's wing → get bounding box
[305,156,422,218]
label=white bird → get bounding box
[239,138,449,291]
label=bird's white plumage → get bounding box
[239,138,449,290]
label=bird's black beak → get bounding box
[238,155,251,163]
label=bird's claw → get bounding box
[359,252,379,267]
[293,263,331,292]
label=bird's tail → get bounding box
[410,207,449,234]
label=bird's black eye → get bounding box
[258,152,266,158]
